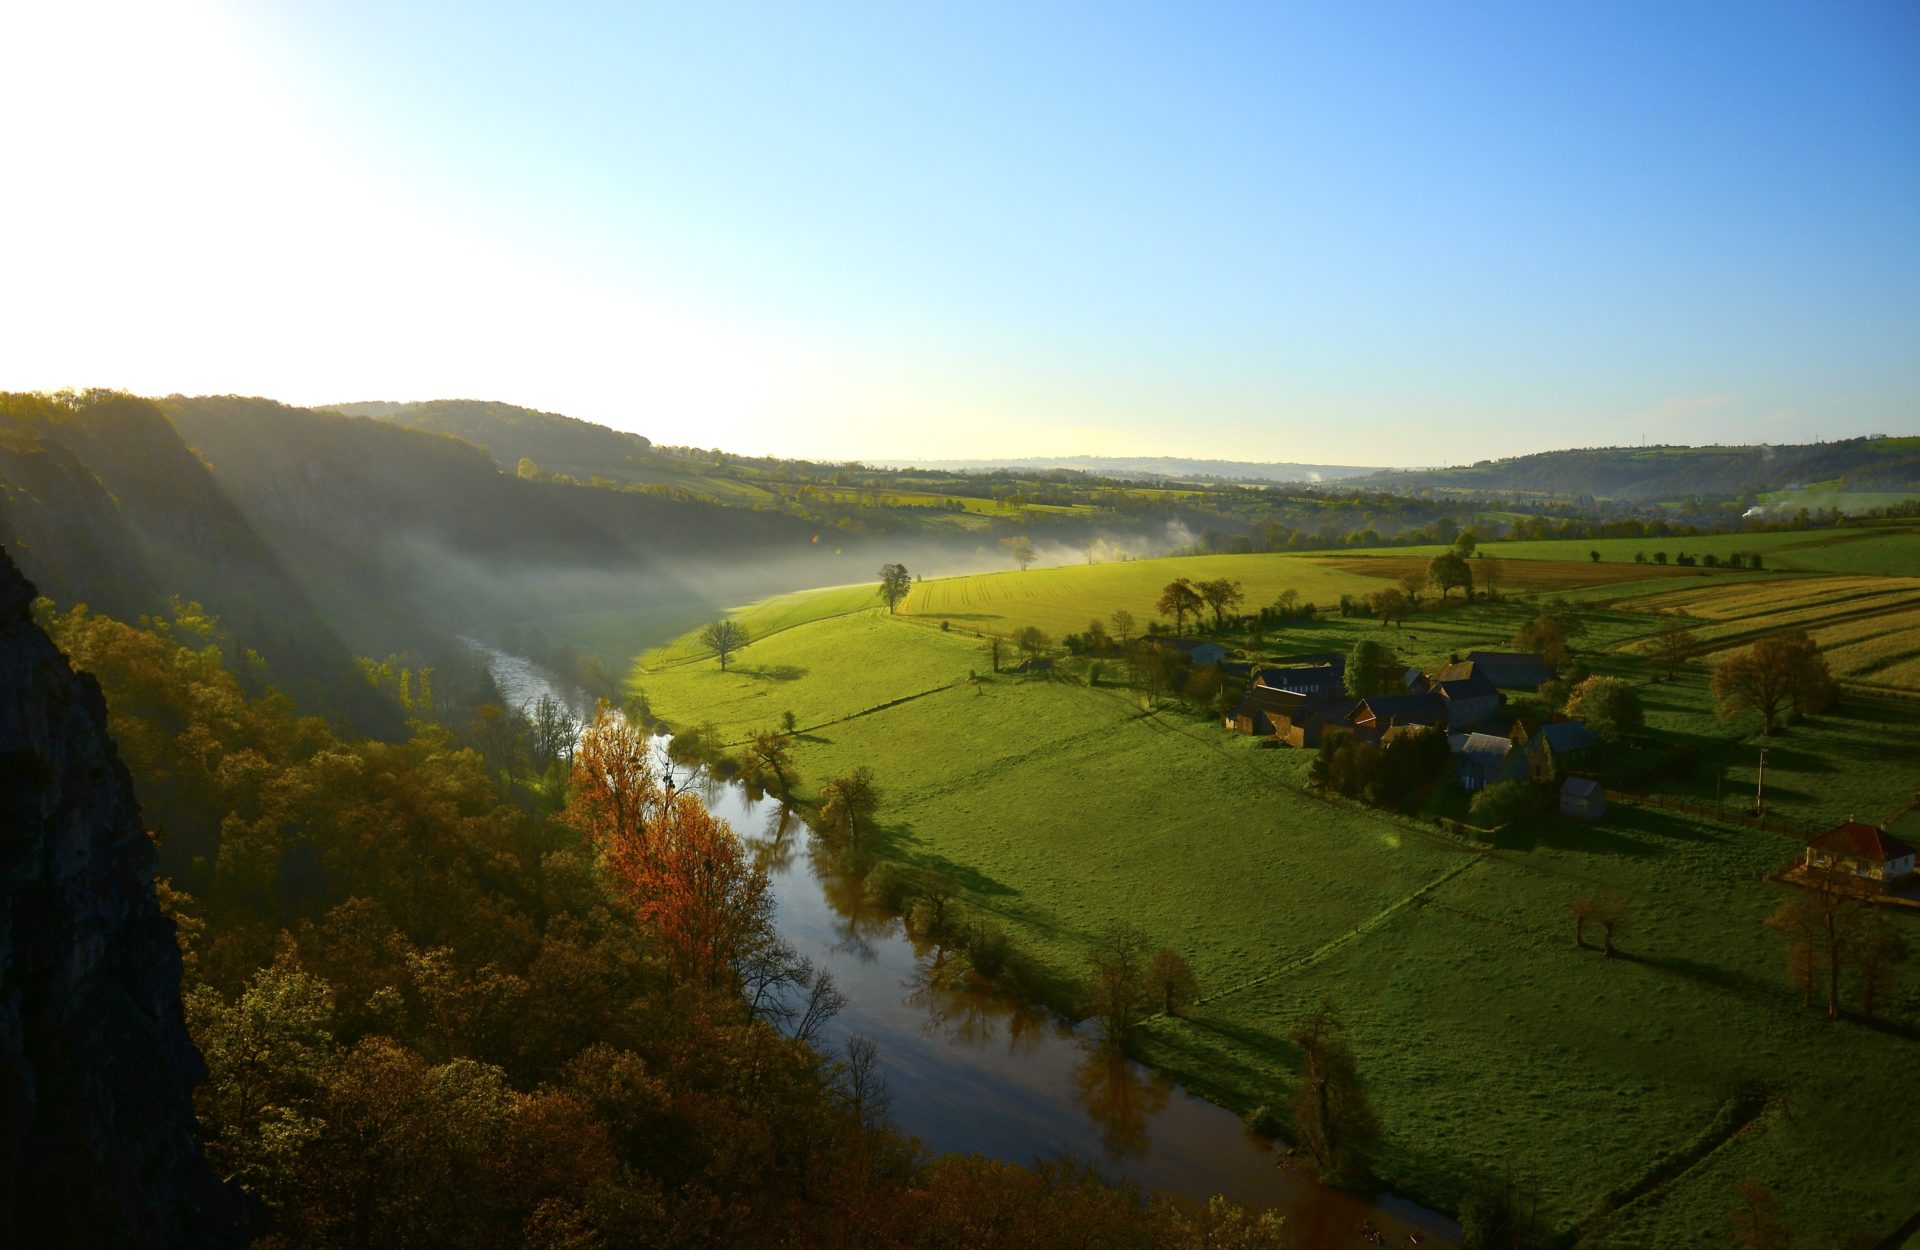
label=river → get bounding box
[471,641,1460,1247]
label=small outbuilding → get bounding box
[1560,776,1606,821]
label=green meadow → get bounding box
[898,553,1390,640]
[1347,525,1920,577]
[626,552,1920,1247]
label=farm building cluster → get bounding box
[1210,646,1606,818]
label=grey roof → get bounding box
[1356,693,1448,726]
[1273,651,1345,670]
[1258,664,1345,694]
[1436,675,1500,702]
[1561,777,1603,798]
[1450,732,1515,766]
[1540,720,1597,752]
[1465,650,1557,689]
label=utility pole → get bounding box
[1754,747,1767,818]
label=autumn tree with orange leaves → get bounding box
[567,704,776,991]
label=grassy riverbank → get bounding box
[625,553,1920,1246]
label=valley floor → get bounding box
[618,544,1920,1247]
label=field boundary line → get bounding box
[1189,856,1483,1010]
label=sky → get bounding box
[1,1,1915,466]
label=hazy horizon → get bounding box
[3,1,1915,464]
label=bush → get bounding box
[1470,780,1547,828]
[864,862,912,911]
[966,919,1013,979]
[1242,1104,1282,1139]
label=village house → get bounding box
[1224,684,1307,737]
[1448,732,1528,790]
[1433,673,1503,726]
[1151,637,1228,666]
[1512,718,1598,773]
[1804,820,1917,888]
[1351,692,1449,732]
[1463,650,1557,691]
[1560,776,1605,820]
[1256,663,1346,700]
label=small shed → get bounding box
[1560,777,1605,821]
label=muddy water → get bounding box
[471,641,1460,1247]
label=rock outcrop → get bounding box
[0,546,254,1247]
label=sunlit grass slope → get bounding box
[632,604,1920,1245]
[1340,526,1920,576]
[898,553,1386,639]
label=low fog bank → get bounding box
[362,518,1211,664]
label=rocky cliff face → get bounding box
[0,546,254,1247]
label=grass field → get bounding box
[637,582,889,667]
[900,553,1439,640]
[1314,554,1747,594]
[1613,575,1920,688]
[628,594,1920,1246]
[1755,481,1920,513]
[1349,526,1920,577]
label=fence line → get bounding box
[1608,787,1817,839]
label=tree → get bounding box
[1288,1003,1379,1187]
[1396,571,1424,606]
[1712,630,1834,735]
[1452,528,1479,558]
[1477,554,1504,600]
[818,767,881,854]
[1196,578,1244,628]
[877,563,913,613]
[1015,626,1051,662]
[1589,549,1601,563]
[1767,870,1866,1019]
[569,712,777,990]
[1427,552,1473,600]
[1854,910,1910,1020]
[1156,579,1203,635]
[515,457,540,479]
[528,693,580,765]
[1728,1180,1793,1250]
[1366,587,1410,627]
[1512,607,1586,668]
[1570,896,1593,949]
[1086,922,1150,1046]
[1564,676,1643,742]
[1273,587,1302,617]
[1587,892,1628,958]
[1000,536,1036,571]
[1108,609,1136,648]
[1646,623,1699,681]
[1147,950,1198,1017]
[741,728,795,801]
[1344,639,1401,699]
[699,619,750,671]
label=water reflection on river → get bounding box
[471,641,1459,1247]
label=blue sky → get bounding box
[2,1,1914,464]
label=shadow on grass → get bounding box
[1618,951,1784,1004]
[743,664,808,682]
[1532,820,1664,859]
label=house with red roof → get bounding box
[1804,820,1917,888]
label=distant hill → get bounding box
[1358,437,1920,503]
[876,455,1383,484]
[320,398,653,480]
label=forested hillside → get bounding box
[0,392,398,731]
[23,578,1289,1250]
[1362,437,1920,502]
[327,397,655,480]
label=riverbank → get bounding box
[614,602,1920,1247]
